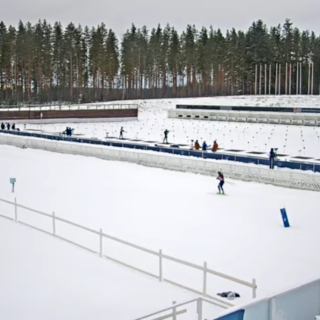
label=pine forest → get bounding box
[0,19,319,104]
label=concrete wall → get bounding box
[0,133,320,192]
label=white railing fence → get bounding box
[137,276,320,320]
[134,297,227,320]
[1,133,320,192]
[0,197,256,308]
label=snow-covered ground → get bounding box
[0,144,319,319]
[0,218,211,320]
[1,96,320,319]
[23,96,320,159]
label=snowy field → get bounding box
[23,96,320,159]
[0,218,212,320]
[0,144,320,317]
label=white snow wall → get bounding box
[0,133,320,192]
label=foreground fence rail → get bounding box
[134,297,227,320]
[136,274,320,320]
[0,197,257,307]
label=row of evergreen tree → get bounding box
[0,19,319,104]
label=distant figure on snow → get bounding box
[217,171,225,194]
[190,140,194,150]
[163,129,169,143]
[119,127,125,139]
[195,140,200,150]
[213,140,218,152]
[269,148,275,169]
[1,122,5,130]
[6,123,10,130]
[202,141,208,151]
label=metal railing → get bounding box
[134,297,228,320]
[0,104,139,112]
[0,197,257,308]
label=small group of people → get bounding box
[118,127,221,155]
[1,122,18,131]
[62,127,74,136]
[191,139,219,152]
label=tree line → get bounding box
[0,19,319,105]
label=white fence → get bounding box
[0,197,256,310]
[136,276,320,320]
[1,133,320,192]
[134,297,227,320]
[168,109,320,126]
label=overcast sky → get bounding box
[2,0,320,37]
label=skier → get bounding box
[1,122,5,130]
[163,129,169,143]
[119,127,125,139]
[217,171,225,194]
[195,140,200,150]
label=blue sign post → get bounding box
[10,178,16,193]
[280,208,290,228]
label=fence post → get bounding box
[52,212,56,236]
[203,261,207,295]
[100,228,103,257]
[159,249,163,281]
[172,301,177,320]
[197,298,203,320]
[252,278,257,298]
[14,197,18,221]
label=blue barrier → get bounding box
[1,129,320,173]
[214,309,245,320]
[280,208,290,228]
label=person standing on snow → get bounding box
[195,140,200,150]
[163,129,169,143]
[202,141,208,151]
[217,171,225,194]
[269,148,275,169]
[213,140,218,152]
[119,127,125,139]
